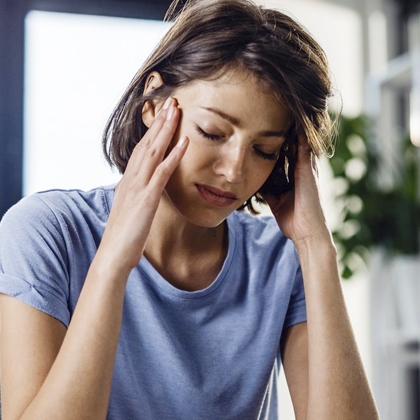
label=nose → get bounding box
[214,142,246,184]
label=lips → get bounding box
[196,184,238,207]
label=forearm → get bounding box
[19,257,130,420]
[295,233,379,420]
[1,98,185,420]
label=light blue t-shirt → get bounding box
[0,185,306,420]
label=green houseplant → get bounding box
[329,115,420,278]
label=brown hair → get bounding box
[103,0,336,211]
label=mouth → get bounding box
[196,184,238,207]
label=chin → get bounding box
[180,207,230,229]
[177,200,233,228]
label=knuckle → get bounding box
[164,114,177,128]
[157,107,168,121]
[154,163,171,178]
[146,146,161,159]
[135,138,150,149]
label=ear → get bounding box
[142,71,165,128]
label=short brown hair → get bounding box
[103,0,335,211]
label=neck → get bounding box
[143,196,228,291]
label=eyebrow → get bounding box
[201,106,287,138]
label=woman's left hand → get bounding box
[263,137,330,248]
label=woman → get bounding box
[0,0,379,419]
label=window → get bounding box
[24,11,170,194]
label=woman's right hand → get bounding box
[97,97,188,274]
[0,101,186,419]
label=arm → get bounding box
[0,98,188,420]
[269,141,379,419]
[296,234,377,419]
[281,249,377,420]
[281,322,309,420]
[0,264,126,420]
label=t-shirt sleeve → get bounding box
[283,258,307,329]
[0,195,71,326]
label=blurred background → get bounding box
[0,0,419,418]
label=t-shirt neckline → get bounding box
[103,185,238,299]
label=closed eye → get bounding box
[195,126,224,141]
[196,125,279,161]
[253,147,278,161]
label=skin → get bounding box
[143,71,290,290]
[0,69,379,419]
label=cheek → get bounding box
[168,135,211,183]
[176,124,216,165]
[249,166,272,189]
[245,161,278,195]
[182,134,206,160]
[247,155,277,179]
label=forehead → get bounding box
[173,70,291,129]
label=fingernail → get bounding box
[176,135,188,148]
[168,104,176,119]
[163,97,172,109]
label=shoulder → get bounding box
[230,210,297,265]
[1,185,113,229]
[32,185,113,219]
[0,185,114,254]
[231,210,288,245]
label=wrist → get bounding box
[90,249,133,285]
[294,229,337,259]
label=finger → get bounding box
[297,135,312,159]
[296,136,319,181]
[123,105,170,177]
[137,97,173,149]
[140,104,182,179]
[310,153,319,176]
[128,99,181,180]
[147,135,189,196]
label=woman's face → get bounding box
[163,70,291,227]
